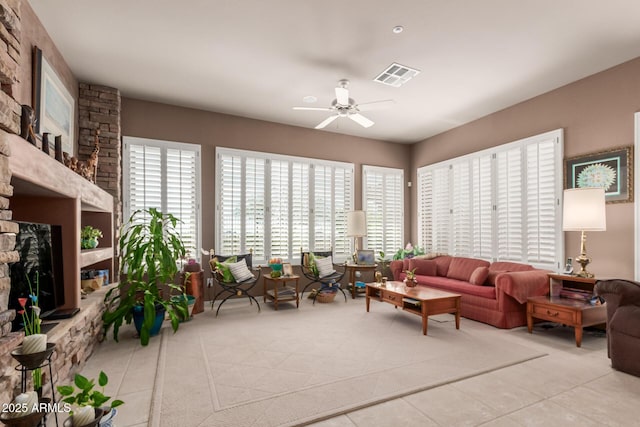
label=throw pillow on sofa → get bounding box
[447,257,490,282]
[408,258,437,276]
[469,266,490,285]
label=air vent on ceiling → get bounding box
[373,62,420,87]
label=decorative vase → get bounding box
[55,135,63,162]
[22,334,47,354]
[63,406,104,427]
[10,343,55,370]
[375,271,382,283]
[98,408,117,427]
[41,133,50,155]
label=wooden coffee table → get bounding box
[366,281,461,335]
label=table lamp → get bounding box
[562,187,606,278]
[347,210,367,251]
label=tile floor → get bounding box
[55,298,640,427]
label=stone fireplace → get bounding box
[0,0,123,406]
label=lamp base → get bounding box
[574,254,594,278]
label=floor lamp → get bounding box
[347,211,367,261]
[563,187,606,278]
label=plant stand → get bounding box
[11,344,59,427]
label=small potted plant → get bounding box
[404,268,418,287]
[57,371,124,427]
[80,226,103,249]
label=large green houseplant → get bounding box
[103,208,188,346]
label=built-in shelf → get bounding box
[8,134,114,310]
[80,247,114,268]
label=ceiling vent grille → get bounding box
[373,63,420,87]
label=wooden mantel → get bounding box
[7,135,114,310]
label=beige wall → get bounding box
[121,98,412,258]
[411,57,640,280]
[17,2,79,120]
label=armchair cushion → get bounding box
[229,258,254,282]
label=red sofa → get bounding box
[390,256,550,328]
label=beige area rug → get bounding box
[153,298,545,427]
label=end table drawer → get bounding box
[532,304,576,324]
[381,290,402,307]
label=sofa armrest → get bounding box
[595,279,640,323]
[495,270,550,304]
[390,260,404,281]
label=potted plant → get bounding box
[376,251,391,278]
[404,268,418,287]
[57,371,124,427]
[80,226,103,249]
[103,208,189,346]
[392,242,425,260]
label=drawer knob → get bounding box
[546,310,559,317]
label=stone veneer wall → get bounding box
[0,0,123,406]
[0,0,24,406]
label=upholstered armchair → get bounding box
[594,279,640,377]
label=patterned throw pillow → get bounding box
[213,256,237,283]
[315,256,336,278]
[228,258,254,282]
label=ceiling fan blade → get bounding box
[293,106,333,111]
[335,86,349,106]
[349,113,374,128]
[356,99,396,112]
[315,115,339,129]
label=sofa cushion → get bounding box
[447,257,490,282]
[408,258,437,276]
[485,270,506,286]
[433,256,453,277]
[469,266,490,286]
[417,275,497,299]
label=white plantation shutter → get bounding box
[270,160,289,258]
[496,147,523,261]
[432,166,451,254]
[525,139,558,265]
[219,154,242,254]
[216,148,353,263]
[291,162,310,256]
[362,166,403,256]
[166,148,198,256]
[314,165,333,251]
[333,167,353,259]
[124,137,201,256]
[451,161,471,256]
[417,129,563,270]
[471,154,493,260]
[417,169,434,251]
[245,158,265,259]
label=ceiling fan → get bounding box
[293,79,395,129]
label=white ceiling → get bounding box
[28,0,640,144]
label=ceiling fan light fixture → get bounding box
[392,25,404,34]
[303,95,317,103]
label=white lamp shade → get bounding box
[347,210,367,237]
[563,187,606,231]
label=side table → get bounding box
[345,264,377,299]
[263,275,300,310]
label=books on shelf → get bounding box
[267,286,296,297]
[559,287,592,302]
[402,297,421,307]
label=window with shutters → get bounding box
[417,129,563,270]
[123,136,202,258]
[362,165,404,256]
[216,148,354,264]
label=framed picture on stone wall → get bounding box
[33,46,75,156]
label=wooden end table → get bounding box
[346,264,377,299]
[366,281,461,335]
[527,274,606,347]
[263,275,300,310]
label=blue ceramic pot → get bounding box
[132,305,165,337]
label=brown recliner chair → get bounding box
[594,279,640,377]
